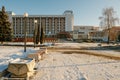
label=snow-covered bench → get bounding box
[7,58,35,78]
[27,48,47,61]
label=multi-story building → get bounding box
[89,26,120,42]
[103,26,120,42]
[7,10,74,40]
[89,31,104,41]
[73,26,99,40]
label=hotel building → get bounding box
[8,10,74,39]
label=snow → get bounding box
[32,52,88,80]
[0,42,120,80]
[0,46,39,72]
[53,43,120,58]
[10,58,32,64]
[32,52,120,80]
[31,43,120,80]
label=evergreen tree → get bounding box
[40,24,44,44]
[0,6,12,44]
[36,24,40,44]
[118,35,120,42]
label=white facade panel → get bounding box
[64,10,74,31]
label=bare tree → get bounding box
[99,7,119,44]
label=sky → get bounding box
[0,0,120,26]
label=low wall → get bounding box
[13,38,58,43]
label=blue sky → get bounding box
[0,0,120,26]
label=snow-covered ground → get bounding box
[54,42,119,48]
[0,46,39,72]
[0,42,120,80]
[32,52,120,80]
[31,43,120,80]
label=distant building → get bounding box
[89,31,104,41]
[89,26,120,42]
[7,10,74,41]
[73,26,99,40]
[107,26,120,41]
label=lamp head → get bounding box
[34,20,37,23]
[24,13,28,17]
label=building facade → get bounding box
[8,10,74,39]
[107,27,120,42]
[89,31,104,41]
[73,26,99,40]
[89,26,120,42]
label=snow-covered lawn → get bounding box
[51,42,120,59]
[0,42,120,80]
[53,42,98,48]
[31,43,120,80]
[0,46,39,72]
[54,42,119,49]
[32,52,120,80]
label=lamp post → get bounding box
[39,23,41,48]
[48,32,51,38]
[24,13,28,52]
[34,19,37,48]
[107,14,110,44]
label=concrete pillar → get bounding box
[15,18,16,37]
[58,18,60,32]
[46,18,48,35]
[52,17,54,34]
[21,18,22,37]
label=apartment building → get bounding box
[7,10,74,40]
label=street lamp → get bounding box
[48,32,51,38]
[34,19,37,48]
[24,13,28,52]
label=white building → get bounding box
[73,26,99,40]
[7,10,74,39]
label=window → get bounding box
[80,27,85,29]
[78,32,84,34]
